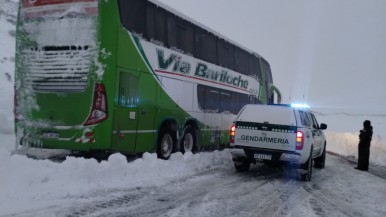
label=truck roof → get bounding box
[237,104,298,126]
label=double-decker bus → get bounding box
[14,0,281,159]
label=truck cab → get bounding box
[230,104,327,181]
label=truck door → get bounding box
[310,113,322,155]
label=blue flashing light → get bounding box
[291,103,310,109]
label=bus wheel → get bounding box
[181,126,197,153]
[157,128,174,160]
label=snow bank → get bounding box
[317,113,386,166]
[0,148,233,215]
[326,131,386,166]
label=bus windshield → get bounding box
[18,0,99,92]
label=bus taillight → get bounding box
[84,83,108,126]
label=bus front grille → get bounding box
[23,46,92,93]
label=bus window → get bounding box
[237,93,249,112]
[220,91,232,113]
[167,13,178,50]
[235,47,249,75]
[118,72,139,107]
[197,85,219,112]
[261,58,273,102]
[176,20,195,55]
[195,28,217,64]
[249,54,262,81]
[146,3,156,41]
[118,0,145,36]
[155,7,167,45]
[261,58,273,84]
[217,39,235,71]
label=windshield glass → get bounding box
[20,0,98,46]
[18,0,99,92]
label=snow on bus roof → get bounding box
[150,0,263,59]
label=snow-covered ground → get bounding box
[1,152,385,217]
[1,1,385,216]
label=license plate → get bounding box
[254,153,272,160]
[42,132,59,139]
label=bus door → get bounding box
[135,72,157,153]
[112,69,157,153]
[112,69,140,153]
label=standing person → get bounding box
[355,120,373,171]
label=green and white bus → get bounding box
[15,0,281,159]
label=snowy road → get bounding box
[4,153,385,217]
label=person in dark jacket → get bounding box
[355,120,373,171]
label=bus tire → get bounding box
[157,127,175,160]
[299,148,313,181]
[314,143,326,169]
[180,125,197,154]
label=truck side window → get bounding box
[310,113,320,129]
[299,110,311,127]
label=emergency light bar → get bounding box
[290,103,310,109]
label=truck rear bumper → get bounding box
[230,148,247,159]
[279,153,301,162]
[231,146,301,164]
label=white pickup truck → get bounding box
[230,104,327,181]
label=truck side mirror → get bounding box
[320,123,327,130]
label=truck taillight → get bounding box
[84,83,108,126]
[296,131,304,150]
[230,124,236,144]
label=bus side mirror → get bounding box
[320,123,327,130]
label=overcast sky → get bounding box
[158,0,386,114]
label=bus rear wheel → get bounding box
[157,128,175,160]
[181,126,197,153]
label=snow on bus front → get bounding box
[16,0,100,127]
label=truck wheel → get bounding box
[157,127,175,160]
[314,143,326,168]
[300,149,313,181]
[180,126,197,153]
[234,158,251,172]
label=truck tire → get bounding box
[314,143,326,168]
[300,148,313,181]
[234,158,251,172]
